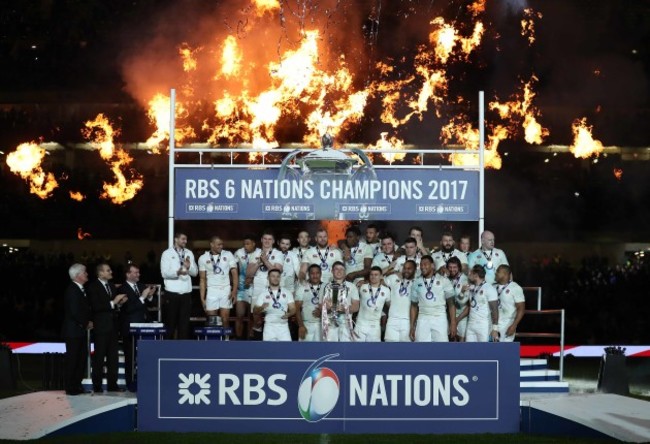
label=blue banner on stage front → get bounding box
[174,167,479,221]
[138,342,519,434]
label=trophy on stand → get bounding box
[328,282,343,327]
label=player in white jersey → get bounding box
[321,261,359,342]
[278,234,300,292]
[198,236,238,329]
[300,228,342,284]
[247,231,284,334]
[431,232,469,275]
[459,235,471,262]
[372,234,397,274]
[234,235,259,339]
[253,269,295,341]
[246,231,284,300]
[384,259,416,342]
[362,224,381,257]
[340,226,372,284]
[291,230,311,281]
[409,255,455,342]
[401,226,429,256]
[464,265,499,342]
[495,264,525,342]
[468,230,508,284]
[355,267,390,342]
[294,264,324,342]
[446,257,469,341]
[388,237,422,278]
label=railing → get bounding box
[517,286,566,379]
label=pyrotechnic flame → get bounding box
[77,227,91,240]
[467,0,486,17]
[179,43,200,72]
[322,221,350,244]
[428,17,484,64]
[367,132,406,164]
[218,36,242,79]
[569,117,604,159]
[6,142,59,199]
[83,114,144,204]
[521,8,543,46]
[441,116,505,169]
[69,191,85,201]
[145,93,195,150]
[613,168,623,181]
[252,0,279,16]
[489,75,549,145]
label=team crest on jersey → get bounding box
[480,290,484,294]
[506,289,510,293]
[435,281,440,285]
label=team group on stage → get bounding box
[164,225,525,344]
[62,224,526,394]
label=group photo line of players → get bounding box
[159,224,525,344]
[62,224,526,394]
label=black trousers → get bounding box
[65,336,88,391]
[92,330,119,390]
[163,291,191,339]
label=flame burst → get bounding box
[442,117,505,169]
[613,168,623,181]
[179,43,200,72]
[521,8,543,46]
[322,220,350,244]
[6,142,59,199]
[145,93,195,150]
[77,227,92,240]
[69,191,85,201]
[82,114,144,204]
[252,0,280,16]
[569,117,604,159]
[490,75,549,145]
[367,132,405,164]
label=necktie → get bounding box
[134,284,140,297]
[104,282,112,296]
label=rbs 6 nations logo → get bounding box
[297,354,340,422]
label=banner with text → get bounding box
[174,168,479,221]
[138,342,519,434]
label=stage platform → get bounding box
[521,393,650,442]
[0,391,136,441]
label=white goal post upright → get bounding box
[479,90,485,242]
[168,88,177,248]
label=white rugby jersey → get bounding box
[432,249,469,271]
[411,274,454,317]
[302,246,343,283]
[495,281,525,326]
[467,282,498,323]
[357,283,390,323]
[294,281,323,324]
[468,248,508,284]
[255,287,294,324]
[198,250,237,287]
[384,274,413,321]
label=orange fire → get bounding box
[218,36,242,79]
[490,75,549,145]
[77,227,91,240]
[69,191,85,202]
[145,93,195,150]
[441,116,506,169]
[252,0,280,16]
[521,8,543,46]
[179,43,200,72]
[82,114,144,204]
[322,220,350,245]
[6,142,59,199]
[569,117,604,159]
[367,132,406,164]
[613,168,623,181]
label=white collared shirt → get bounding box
[161,247,198,294]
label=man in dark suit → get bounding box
[120,264,156,391]
[62,263,92,395]
[88,263,127,393]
